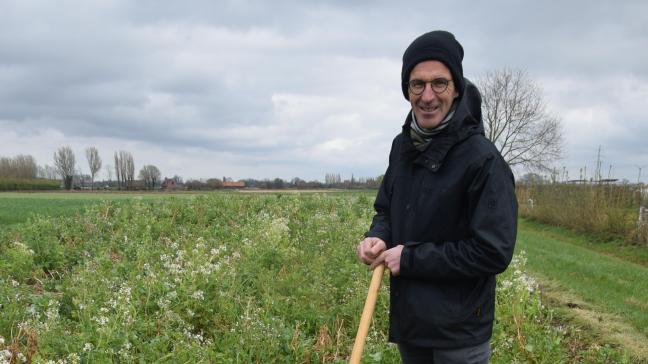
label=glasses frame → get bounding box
[406,78,453,95]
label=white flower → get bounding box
[83,343,94,352]
[0,336,4,345]
[118,286,132,304]
[118,341,133,360]
[46,300,60,321]
[92,316,109,326]
[191,290,205,301]
[1,350,12,360]
[67,353,81,364]
[11,280,19,287]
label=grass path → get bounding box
[520,218,648,268]
[518,219,648,361]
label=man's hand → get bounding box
[370,245,404,276]
[356,237,387,265]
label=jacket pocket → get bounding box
[401,279,462,325]
[400,277,493,326]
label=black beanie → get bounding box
[401,30,465,100]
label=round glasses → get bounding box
[407,78,453,95]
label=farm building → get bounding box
[222,181,245,189]
[161,178,181,190]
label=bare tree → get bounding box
[0,155,38,179]
[139,165,161,190]
[38,164,59,180]
[114,152,122,190]
[105,164,113,184]
[125,152,135,190]
[54,146,76,189]
[114,150,135,190]
[85,147,102,190]
[477,69,563,172]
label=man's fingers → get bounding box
[369,241,385,257]
[369,252,386,270]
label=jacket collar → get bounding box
[400,78,485,172]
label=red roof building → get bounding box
[222,181,245,189]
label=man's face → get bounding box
[408,60,459,129]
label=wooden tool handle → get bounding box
[349,264,385,364]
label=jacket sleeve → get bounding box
[400,153,517,279]
[364,140,397,247]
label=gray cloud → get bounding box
[1,0,646,181]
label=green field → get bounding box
[0,192,200,229]
[0,192,641,362]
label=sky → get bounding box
[1,0,647,182]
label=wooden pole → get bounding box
[349,264,385,364]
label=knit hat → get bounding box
[401,30,465,100]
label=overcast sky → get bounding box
[1,0,647,182]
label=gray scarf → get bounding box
[409,103,457,151]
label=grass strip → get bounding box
[518,220,648,360]
[521,218,648,267]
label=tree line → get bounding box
[0,155,38,179]
[182,175,384,191]
[1,149,383,191]
[0,147,162,191]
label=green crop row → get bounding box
[0,178,60,191]
[0,193,633,363]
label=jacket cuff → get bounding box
[364,231,391,247]
[400,243,413,276]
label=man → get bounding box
[356,30,517,363]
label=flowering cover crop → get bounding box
[0,193,628,363]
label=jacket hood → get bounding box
[449,78,484,136]
[401,78,484,171]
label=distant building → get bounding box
[72,174,93,189]
[222,181,245,189]
[161,178,179,190]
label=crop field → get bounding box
[0,192,638,363]
[0,192,202,229]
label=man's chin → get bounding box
[417,118,441,129]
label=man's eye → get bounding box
[432,79,447,87]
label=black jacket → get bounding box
[366,79,517,348]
